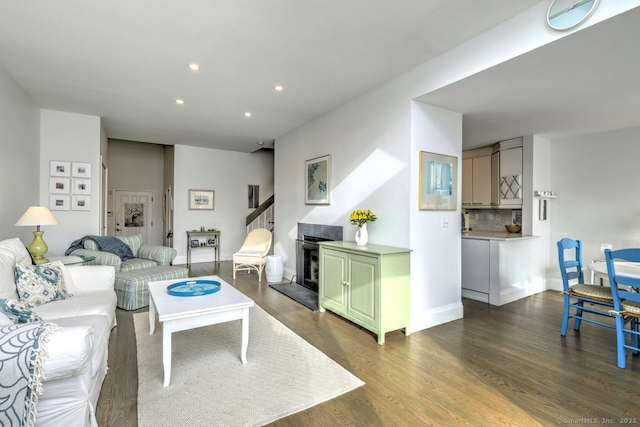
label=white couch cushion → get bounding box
[0,312,11,325]
[0,251,18,299]
[0,238,31,300]
[33,290,117,329]
[0,237,33,265]
[42,323,93,380]
[44,315,111,381]
[15,261,71,307]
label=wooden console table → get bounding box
[186,230,220,267]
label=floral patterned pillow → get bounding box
[14,261,71,307]
[0,298,43,323]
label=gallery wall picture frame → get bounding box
[71,195,91,211]
[305,154,331,205]
[418,151,458,211]
[72,162,92,178]
[49,195,70,211]
[188,189,215,210]
[50,161,71,177]
[49,177,70,194]
[72,178,92,195]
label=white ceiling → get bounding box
[0,0,542,152]
[418,5,640,150]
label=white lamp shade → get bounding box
[15,206,59,227]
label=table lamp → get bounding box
[15,206,59,264]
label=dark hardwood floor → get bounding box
[96,261,640,426]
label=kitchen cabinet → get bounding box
[461,232,544,306]
[318,241,411,345]
[491,138,523,207]
[462,148,492,206]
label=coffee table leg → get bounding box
[163,326,172,387]
[240,307,249,365]
[149,298,156,335]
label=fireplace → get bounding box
[296,223,343,292]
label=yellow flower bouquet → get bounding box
[349,209,377,227]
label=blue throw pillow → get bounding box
[14,261,70,307]
[0,298,43,323]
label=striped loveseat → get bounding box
[69,234,188,310]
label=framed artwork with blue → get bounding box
[305,154,331,205]
[419,151,458,211]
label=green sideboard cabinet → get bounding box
[318,241,411,345]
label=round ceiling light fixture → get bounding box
[244,112,252,118]
[257,141,265,145]
[188,63,200,71]
[175,98,185,105]
[274,85,284,92]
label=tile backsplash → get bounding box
[463,209,522,232]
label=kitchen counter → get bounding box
[461,231,539,241]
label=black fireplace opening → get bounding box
[295,223,343,293]
[297,235,332,292]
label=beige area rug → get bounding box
[134,305,364,427]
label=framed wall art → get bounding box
[189,189,215,210]
[71,195,91,211]
[305,154,331,205]
[72,178,91,195]
[49,195,70,211]
[419,151,458,211]
[50,161,71,177]
[72,162,92,178]
[49,177,70,194]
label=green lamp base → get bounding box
[29,230,50,264]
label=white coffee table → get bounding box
[148,275,254,387]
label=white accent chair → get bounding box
[233,228,272,283]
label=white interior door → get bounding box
[114,190,153,242]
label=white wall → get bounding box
[173,145,273,264]
[410,102,464,329]
[550,125,640,279]
[0,64,40,244]
[39,109,102,256]
[107,139,166,245]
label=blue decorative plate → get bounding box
[167,280,221,297]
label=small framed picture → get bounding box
[50,161,71,177]
[49,177,70,194]
[418,151,458,211]
[72,178,92,195]
[207,237,217,246]
[49,195,70,211]
[72,162,92,178]
[190,239,200,248]
[71,195,91,211]
[188,189,215,210]
[305,154,331,205]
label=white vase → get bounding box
[355,223,368,246]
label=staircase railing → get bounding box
[246,195,274,233]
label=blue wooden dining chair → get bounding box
[558,238,614,336]
[604,248,640,368]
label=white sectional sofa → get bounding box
[0,238,117,427]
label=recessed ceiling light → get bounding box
[257,141,264,145]
[244,112,252,118]
[188,63,200,71]
[175,98,185,105]
[274,85,284,92]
